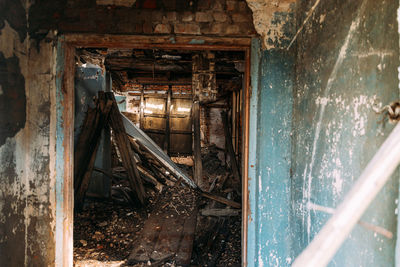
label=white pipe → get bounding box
[292,123,400,267]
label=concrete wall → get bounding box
[0,3,59,265]
[0,1,256,265]
[248,0,400,266]
[247,38,294,267]
[292,0,399,265]
[3,0,399,266]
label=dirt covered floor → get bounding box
[74,146,241,267]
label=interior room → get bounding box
[72,47,245,266]
[1,0,400,266]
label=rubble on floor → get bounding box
[73,194,152,263]
[73,93,241,266]
[191,145,242,267]
[127,185,198,266]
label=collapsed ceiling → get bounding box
[76,48,245,93]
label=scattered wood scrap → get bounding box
[74,92,113,211]
[107,92,146,204]
[127,186,198,266]
[200,191,241,209]
[74,92,146,209]
[221,110,241,185]
[200,208,240,217]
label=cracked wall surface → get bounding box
[0,3,58,265]
[247,0,400,266]
[291,1,399,265]
[0,0,256,265]
[246,0,296,49]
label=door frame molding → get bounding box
[58,34,252,266]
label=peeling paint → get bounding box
[292,0,400,266]
[0,7,58,265]
[246,0,296,49]
[0,52,26,147]
[247,38,294,266]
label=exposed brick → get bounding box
[151,10,163,22]
[231,13,249,23]
[213,12,228,22]
[174,23,201,34]
[212,0,224,11]
[154,23,172,33]
[237,22,256,35]
[209,23,225,34]
[96,0,136,7]
[136,10,152,21]
[163,11,177,22]
[225,24,239,34]
[226,0,237,11]
[237,1,249,12]
[195,11,213,22]
[197,0,212,10]
[162,0,176,10]
[182,11,194,22]
[114,22,142,34]
[142,0,157,9]
[142,22,153,33]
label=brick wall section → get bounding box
[60,0,256,36]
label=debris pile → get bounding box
[192,145,242,267]
[74,199,148,262]
[73,91,242,266]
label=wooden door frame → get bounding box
[60,34,252,266]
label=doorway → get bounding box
[58,35,251,266]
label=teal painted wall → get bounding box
[247,39,295,267]
[75,66,111,198]
[248,0,400,266]
[292,0,399,266]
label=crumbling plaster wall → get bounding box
[0,0,257,265]
[246,0,296,49]
[247,0,400,266]
[0,2,59,265]
[291,0,399,265]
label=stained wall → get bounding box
[292,0,399,265]
[0,3,59,265]
[0,0,256,265]
[247,0,400,266]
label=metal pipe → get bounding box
[292,122,400,267]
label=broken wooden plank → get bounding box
[137,165,164,192]
[200,208,240,217]
[127,214,163,263]
[107,92,146,204]
[175,206,198,265]
[128,207,197,265]
[200,191,241,209]
[221,111,241,184]
[75,138,101,211]
[164,86,172,153]
[193,100,203,189]
[150,215,184,261]
[74,93,113,211]
[74,108,99,191]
